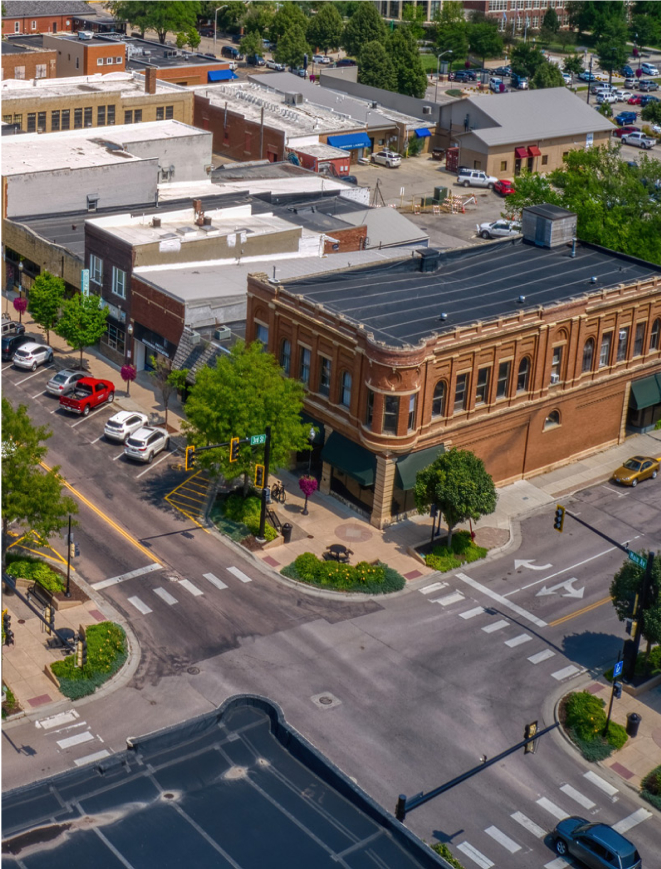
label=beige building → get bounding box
[438,88,614,177]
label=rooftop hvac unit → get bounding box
[190,332,201,346]
[78,30,93,40]
[550,373,560,384]
[422,105,432,115]
[285,91,303,105]
[214,326,231,341]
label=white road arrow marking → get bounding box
[514,559,552,571]
[536,578,585,599]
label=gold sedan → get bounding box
[611,455,660,487]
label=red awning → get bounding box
[514,147,528,158]
[528,145,542,157]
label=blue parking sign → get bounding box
[613,660,623,679]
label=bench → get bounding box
[27,583,53,610]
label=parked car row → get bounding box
[2,335,53,369]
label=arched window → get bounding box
[582,338,595,373]
[280,339,291,375]
[517,356,530,392]
[431,380,446,417]
[544,409,561,430]
[651,319,661,351]
[340,371,352,407]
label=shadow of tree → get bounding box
[560,630,623,676]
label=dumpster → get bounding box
[626,712,641,738]
[282,523,293,544]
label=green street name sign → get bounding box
[250,434,266,446]
[628,551,647,569]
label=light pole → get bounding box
[306,426,315,475]
[434,50,452,102]
[214,5,227,57]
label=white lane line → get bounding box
[484,826,521,853]
[482,619,509,633]
[551,665,581,681]
[179,579,203,596]
[545,859,570,869]
[528,649,556,664]
[92,563,163,590]
[612,808,652,834]
[153,587,178,606]
[456,842,493,868]
[583,771,618,797]
[35,710,80,730]
[560,784,596,810]
[227,566,252,583]
[505,633,532,648]
[135,450,177,479]
[74,749,111,767]
[32,390,45,399]
[127,596,152,614]
[15,364,54,385]
[204,573,228,590]
[91,435,103,444]
[511,812,546,839]
[112,450,125,460]
[456,572,547,627]
[459,606,485,619]
[503,548,616,597]
[57,731,95,750]
[420,581,447,594]
[536,797,568,821]
[432,591,465,606]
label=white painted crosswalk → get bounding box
[511,811,545,839]
[612,807,652,834]
[457,841,493,868]
[482,619,509,633]
[127,595,152,614]
[504,633,532,648]
[583,770,618,798]
[560,783,595,809]
[528,649,556,664]
[484,826,520,853]
[227,566,252,583]
[459,606,485,619]
[551,664,581,681]
[153,587,178,606]
[432,591,465,606]
[204,572,228,590]
[536,796,568,821]
[419,581,447,594]
[179,579,203,596]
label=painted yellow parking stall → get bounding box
[164,470,211,529]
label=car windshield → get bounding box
[51,373,68,384]
[621,851,640,868]
[623,460,642,471]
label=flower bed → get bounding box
[210,492,278,544]
[5,554,66,594]
[560,691,628,762]
[50,622,127,700]
[281,552,405,594]
[2,684,21,719]
[423,530,488,572]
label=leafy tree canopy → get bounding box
[110,1,200,44]
[243,3,275,36]
[271,2,307,44]
[432,1,468,62]
[401,2,427,41]
[54,293,109,370]
[467,19,503,66]
[240,30,263,58]
[642,101,661,126]
[307,2,344,54]
[595,18,630,78]
[510,43,546,78]
[630,13,661,50]
[175,27,200,50]
[27,270,64,344]
[274,24,310,69]
[568,1,627,39]
[531,62,566,89]
[414,448,496,546]
[563,53,585,76]
[542,7,559,33]
[610,554,661,649]
[388,26,428,98]
[358,40,397,92]
[342,1,386,58]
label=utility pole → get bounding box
[586,55,593,105]
[65,514,72,598]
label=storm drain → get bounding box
[310,692,342,710]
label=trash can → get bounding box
[626,712,641,738]
[282,523,293,544]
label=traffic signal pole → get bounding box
[258,425,272,541]
[624,551,655,682]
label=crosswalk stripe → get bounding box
[74,750,110,767]
[536,797,568,821]
[179,579,203,596]
[511,812,546,839]
[560,784,595,809]
[456,841,494,868]
[204,573,228,590]
[431,591,465,606]
[505,633,532,648]
[484,826,521,853]
[420,581,447,594]
[227,566,252,583]
[583,771,618,797]
[544,859,570,869]
[456,571,547,627]
[551,665,581,681]
[127,595,152,614]
[612,808,652,834]
[528,649,555,664]
[482,619,509,633]
[93,562,162,590]
[57,731,95,750]
[459,606,485,619]
[153,587,178,606]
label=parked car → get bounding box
[553,818,641,868]
[578,70,597,82]
[612,455,659,486]
[262,39,272,50]
[12,341,53,370]
[1,332,31,362]
[494,179,515,196]
[290,66,307,77]
[1,316,25,337]
[641,62,659,76]
[489,77,504,93]
[596,93,617,104]
[124,426,170,464]
[476,219,522,239]
[638,79,659,92]
[613,124,641,138]
[613,89,633,101]
[197,26,214,38]
[562,72,572,84]
[265,59,285,71]
[46,369,87,397]
[621,130,656,148]
[104,410,149,443]
[335,58,357,67]
[221,45,241,60]
[492,66,511,77]
[620,65,634,78]
[628,94,642,105]
[591,83,616,95]
[450,69,476,82]
[615,111,638,125]
[59,377,115,415]
[457,169,498,189]
[246,54,265,66]
[510,72,528,89]
[640,94,660,107]
[371,149,401,168]
[624,77,636,89]
[313,54,331,64]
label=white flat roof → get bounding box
[0,71,180,100]
[157,175,353,201]
[291,142,351,160]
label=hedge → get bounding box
[641,765,661,811]
[5,556,66,594]
[563,691,628,761]
[605,646,661,681]
[425,530,488,572]
[213,492,278,542]
[282,553,405,594]
[51,622,127,700]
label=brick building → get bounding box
[461,1,572,31]
[1,39,57,81]
[246,206,661,528]
[1,0,91,36]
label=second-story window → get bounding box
[90,254,103,284]
[318,356,331,396]
[454,373,469,412]
[340,371,352,407]
[582,338,594,372]
[617,327,629,362]
[599,332,612,368]
[650,319,660,351]
[383,395,399,434]
[475,367,490,404]
[633,323,645,356]
[255,322,268,345]
[407,394,417,431]
[111,266,126,299]
[496,361,511,398]
[299,347,310,386]
[550,347,563,384]
[280,339,291,375]
[517,356,530,392]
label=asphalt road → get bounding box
[3,358,661,867]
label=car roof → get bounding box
[109,411,145,423]
[15,341,44,350]
[131,426,165,438]
[52,369,82,378]
[577,822,637,853]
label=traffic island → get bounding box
[414,530,489,572]
[48,621,127,700]
[559,690,628,762]
[210,491,281,549]
[281,552,406,594]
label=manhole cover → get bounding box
[319,696,333,705]
[310,692,342,710]
[163,793,175,800]
[18,619,25,625]
[187,666,200,675]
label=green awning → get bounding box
[300,412,325,445]
[395,444,445,491]
[321,432,376,486]
[630,374,661,410]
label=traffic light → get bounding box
[613,681,622,699]
[254,464,265,489]
[3,611,14,646]
[76,637,88,668]
[229,437,240,462]
[44,604,54,636]
[185,445,196,471]
[553,505,565,533]
[524,721,538,754]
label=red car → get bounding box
[613,125,641,138]
[628,95,642,105]
[494,179,516,196]
[59,377,115,415]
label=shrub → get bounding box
[283,554,405,594]
[431,842,465,869]
[642,765,661,811]
[425,530,488,571]
[51,622,127,700]
[604,646,661,681]
[294,552,321,582]
[563,691,628,760]
[218,492,278,542]
[5,558,65,593]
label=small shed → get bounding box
[522,204,577,249]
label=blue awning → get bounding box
[415,128,431,138]
[208,69,238,82]
[327,132,372,151]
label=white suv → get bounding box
[457,170,498,189]
[12,341,53,370]
[105,411,149,443]
[371,150,401,168]
[124,426,170,463]
[641,62,659,77]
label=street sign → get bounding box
[81,268,90,297]
[628,551,647,569]
[613,660,623,679]
[250,434,266,446]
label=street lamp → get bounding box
[307,426,315,475]
[434,50,452,102]
[214,5,228,56]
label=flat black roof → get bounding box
[284,238,661,348]
[92,35,222,69]
[2,35,48,51]
[2,697,442,869]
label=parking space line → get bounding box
[32,390,45,399]
[15,364,54,386]
[135,450,176,479]
[112,450,125,460]
[71,406,112,428]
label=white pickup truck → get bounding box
[621,131,657,149]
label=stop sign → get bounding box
[636,67,643,78]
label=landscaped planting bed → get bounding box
[50,622,127,700]
[281,552,406,594]
[560,690,628,762]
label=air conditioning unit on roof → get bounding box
[422,105,432,115]
[215,326,231,341]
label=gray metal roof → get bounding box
[3,1,92,16]
[339,207,429,249]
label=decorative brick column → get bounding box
[370,454,396,530]
[319,424,333,494]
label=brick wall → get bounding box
[194,94,286,162]
[154,63,232,87]
[1,48,57,81]
[323,224,367,254]
[2,15,76,36]
[131,276,185,347]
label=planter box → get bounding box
[623,672,661,697]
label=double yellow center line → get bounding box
[548,596,612,627]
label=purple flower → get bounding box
[299,476,318,498]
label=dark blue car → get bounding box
[615,111,638,126]
[620,65,634,77]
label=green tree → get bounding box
[307,2,344,54]
[568,1,626,40]
[563,53,585,77]
[176,27,200,50]
[510,43,546,79]
[388,26,428,98]
[1,399,77,569]
[432,1,469,63]
[183,342,310,494]
[542,7,559,33]
[610,554,661,666]
[630,14,661,54]
[467,19,503,68]
[531,61,566,89]
[358,41,397,92]
[595,18,630,85]
[270,2,308,44]
[109,1,200,44]
[342,1,386,58]
[642,102,661,126]
[243,2,275,37]
[54,294,109,370]
[274,25,310,69]
[240,30,263,58]
[401,2,426,42]
[414,448,496,547]
[149,356,188,428]
[597,101,613,119]
[27,271,64,344]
